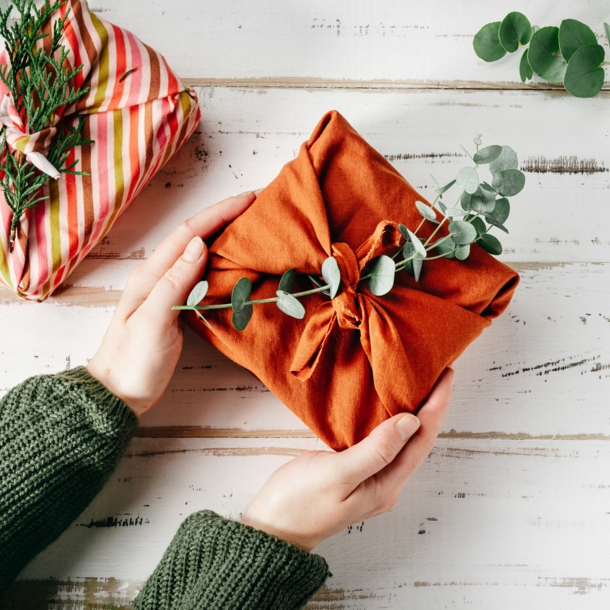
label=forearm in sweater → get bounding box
[0,366,138,594]
[0,367,331,607]
[134,510,331,610]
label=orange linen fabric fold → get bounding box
[185,111,519,451]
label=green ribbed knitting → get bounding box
[0,367,331,608]
[134,510,331,610]
[0,367,138,593]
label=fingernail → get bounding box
[236,190,254,197]
[182,236,204,263]
[395,414,420,442]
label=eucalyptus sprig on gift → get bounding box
[474,13,610,98]
[0,0,92,249]
[174,136,525,332]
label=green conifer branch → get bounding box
[0,0,92,251]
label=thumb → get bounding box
[140,236,207,327]
[334,413,420,490]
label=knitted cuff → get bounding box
[134,510,331,610]
[0,367,137,594]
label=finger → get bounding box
[332,412,421,490]
[138,235,208,327]
[117,192,255,318]
[144,192,256,278]
[375,368,454,490]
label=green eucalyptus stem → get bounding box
[424,165,478,248]
[172,284,331,311]
[178,135,523,331]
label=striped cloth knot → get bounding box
[0,94,60,180]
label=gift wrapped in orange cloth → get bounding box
[185,111,519,451]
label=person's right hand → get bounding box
[241,368,453,551]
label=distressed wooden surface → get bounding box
[87,0,610,87]
[3,437,610,608]
[2,0,610,608]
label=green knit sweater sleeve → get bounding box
[0,366,138,594]
[134,510,331,610]
[0,367,331,608]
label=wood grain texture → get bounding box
[2,1,610,608]
[4,437,610,608]
[85,0,610,86]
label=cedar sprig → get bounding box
[0,0,92,249]
[174,136,526,331]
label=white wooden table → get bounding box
[2,1,610,607]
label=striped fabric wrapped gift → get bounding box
[0,0,200,300]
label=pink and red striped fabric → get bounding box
[0,0,200,300]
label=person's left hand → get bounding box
[87,192,257,417]
[241,368,453,551]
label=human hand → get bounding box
[241,368,454,551]
[87,192,257,417]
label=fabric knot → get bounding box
[330,242,362,329]
[0,94,60,179]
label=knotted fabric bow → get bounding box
[186,111,520,451]
[0,94,60,180]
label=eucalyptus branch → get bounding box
[474,13,610,98]
[175,135,525,332]
[0,0,92,250]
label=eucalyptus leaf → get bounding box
[407,227,427,258]
[461,190,473,211]
[528,26,560,78]
[321,256,341,299]
[445,208,468,219]
[398,223,410,241]
[499,12,532,53]
[231,277,252,313]
[473,135,482,146]
[435,179,456,195]
[478,233,503,255]
[486,197,510,226]
[438,201,448,214]
[492,169,526,197]
[564,44,606,98]
[470,186,496,213]
[480,182,495,192]
[434,237,456,259]
[402,241,415,261]
[490,146,518,175]
[473,145,502,164]
[605,23,610,46]
[416,200,437,221]
[449,220,478,245]
[308,274,330,297]
[455,244,471,261]
[471,217,488,236]
[187,280,208,307]
[456,167,479,194]
[413,257,423,282]
[559,19,597,62]
[278,268,296,293]
[276,291,306,319]
[540,55,568,84]
[232,304,253,331]
[474,22,507,62]
[519,49,533,82]
[368,255,396,296]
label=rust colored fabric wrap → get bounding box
[185,111,519,451]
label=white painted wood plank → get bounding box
[2,263,609,438]
[79,87,610,265]
[88,0,610,86]
[7,437,610,608]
